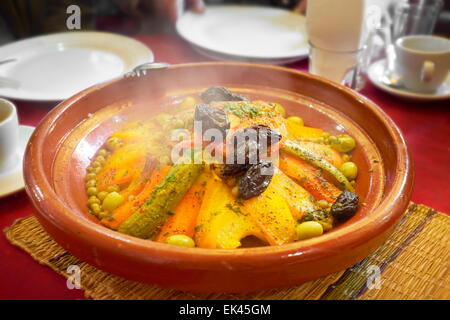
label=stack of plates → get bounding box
[176,5,309,65]
[0,31,153,102]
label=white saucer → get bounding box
[0,32,153,102]
[176,5,308,63]
[368,59,450,101]
[0,125,34,198]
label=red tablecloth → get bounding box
[0,34,449,299]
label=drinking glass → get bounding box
[392,0,444,39]
[308,42,366,90]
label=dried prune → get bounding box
[221,125,281,178]
[219,163,250,178]
[229,125,281,164]
[194,104,230,139]
[330,190,359,222]
[200,86,249,103]
[238,160,274,199]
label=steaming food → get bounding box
[84,87,359,248]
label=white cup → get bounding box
[0,98,20,174]
[395,35,450,93]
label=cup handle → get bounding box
[421,61,435,83]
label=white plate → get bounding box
[0,32,153,102]
[177,5,308,62]
[0,125,34,198]
[368,59,450,101]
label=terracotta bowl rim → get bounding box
[24,62,413,267]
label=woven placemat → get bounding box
[4,203,450,300]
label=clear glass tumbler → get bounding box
[392,0,444,40]
[308,42,366,90]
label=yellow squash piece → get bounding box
[195,179,264,249]
[270,170,317,220]
[240,182,297,246]
[287,122,323,140]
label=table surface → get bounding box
[0,34,449,300]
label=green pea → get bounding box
[102,191,124,212]
[287,116,304,127]
[342,154,351,163]
[99,211,110,219]
[97,191,108,201]
[166,235,195,248]
[86,173,96,180]
[91,161,101,168]
[271,103,286,117]
[180,96,197,110]
[332,135,356,153]
[340,161,358,180]
[172,118,185,129]
[87,187,98,196]
[87,196,100,205]
[95,155,106,164]
[296,221,323,240]
[106,185,120,193]
[90,203,101,214]
[106,137,121,151]
[155,113,172,125]
[85,179,96,188]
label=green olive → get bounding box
[166,234,195,248]
[86,187,98,196]
[328,135,338,144]
[340,161,358,180]
[106,137,121,151]
[97,149,108,157]
[102,191,124,212]
[86,166,95,173]
[271,103,286,117]
[287,116,304,127]
[342,154,351,163]
[94,167,102,174]
[85,179,96,188]
[106,185,120,193]
[97,191,108,201]
[332,135,356,152]
[180,96,197,110]
[296,221,324,240]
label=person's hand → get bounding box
[293,0,307,15]
[114,0,204,23]
[162,0,205,22]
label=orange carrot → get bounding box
[279,152,341,203]
[101,165,170,230]
[155,172,209,242]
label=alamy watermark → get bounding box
[66,5,81,30]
